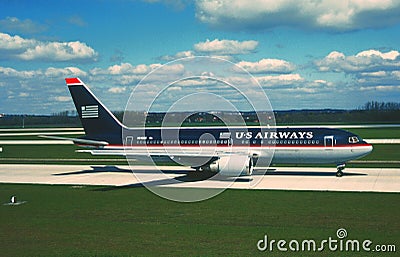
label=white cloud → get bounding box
[174,78,219,87]
[54,96,71,102]
[356,70,400,89]
[356,50,399,60]
[0,32,34,50]
[44,67,87,78]
[360,85,400,91]
[256,74,304,86]
[236,58,295,74]
[312,79,333,87]
[91,63,157,76]
[195,0,400,31]
[315,49,400,73]
[0,65,90,114]
[0,66,37,78]
[392,71,400,79]
[375,85,400,91]
[108,87,127,93]
[166,86,182,91]
[18,41,98,61]
[89,62,185,86]
[326,51,345,60]
[315,49,400,92]
[0,16,47,34]
[160,50,195,61]
[153,63,185,74]
[0,32,98,62]
[360,71,387,77]
[109,63,152,75]
[159,39,257,61]
[194,39,258,55]
[0,66,87,80]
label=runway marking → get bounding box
[0,158,127,162]
[350,160,400,164]
[365,139,400,144]
[0,132,84,136]
[0,128,83,132]
[0,140,73,144]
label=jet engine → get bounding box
[200,155,253,177]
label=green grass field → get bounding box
[346,127,400,139]
[0,184,398,256]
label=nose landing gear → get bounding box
[336,163,345,177]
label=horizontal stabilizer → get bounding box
[38,135,109,147]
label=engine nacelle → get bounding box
[201,155,253,177]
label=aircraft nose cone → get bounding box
[362,142,373,155]
[351,142,373,159]
[367,144,373,153]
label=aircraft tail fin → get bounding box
[66,78,124,144]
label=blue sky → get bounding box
[0,0,399,114]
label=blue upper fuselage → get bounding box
[91,126,368,147]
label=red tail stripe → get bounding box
[65,78,81,84]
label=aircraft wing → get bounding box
[76,147,251,157]
[76,147,254,171]
[38,135,109,147]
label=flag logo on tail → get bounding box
[81,105,98,118]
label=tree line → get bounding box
[0,102,399,128]
[362,101,400,111]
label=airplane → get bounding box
[45,77,373,178]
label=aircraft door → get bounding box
[125,136,134,146]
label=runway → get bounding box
[0,164,398,193]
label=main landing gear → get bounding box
[336,163,345,177]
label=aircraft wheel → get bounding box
[336,164,345,177]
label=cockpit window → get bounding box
[349,136,359,144]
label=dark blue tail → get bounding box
[66,78,124,144]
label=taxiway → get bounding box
[0,164,398,193]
